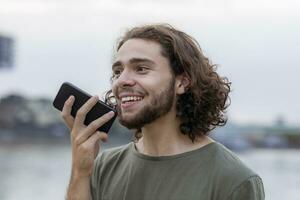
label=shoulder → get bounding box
[225,175,265,200]
[90,143,133,198]
[208,142,264,198]
[93,143,132,173]
[211,142,257,178]
[101,143,132,161]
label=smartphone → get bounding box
[53,82,117,133]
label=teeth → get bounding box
[121,96,143,103]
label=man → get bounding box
[62,24,265,200]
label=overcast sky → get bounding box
[0,0,299,126]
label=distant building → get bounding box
[0,34,14,69]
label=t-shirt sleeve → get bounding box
[226,176,265,200]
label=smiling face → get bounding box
[111,39,177,129]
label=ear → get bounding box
[175,74,190,95]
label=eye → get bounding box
[136,65,149,73]
[112,67,123,78]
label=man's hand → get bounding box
[62,95,115,178]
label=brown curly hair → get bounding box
[104,23,231,142]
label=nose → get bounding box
[115,69,136,88]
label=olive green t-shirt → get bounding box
[91,142,264,200]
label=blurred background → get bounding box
[0,0,299,199]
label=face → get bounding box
[111,39,177,129]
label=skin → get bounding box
[112,39,176,129]
[63,95,115,200]
[63,38,213,200]
[111,39,214,156]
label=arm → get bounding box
[66,173,92,200]
[61,95,115,200]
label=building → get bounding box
[0,34,14,69]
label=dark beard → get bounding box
[117,77,175,129]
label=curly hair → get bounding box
[104,23,231,142]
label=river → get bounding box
[0,142,299,200]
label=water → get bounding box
[238,148,300,200]
[0,143,299,200]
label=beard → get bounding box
[117,77,176,129]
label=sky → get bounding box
[0,0,299,126]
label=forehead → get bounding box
[115,39,166,63]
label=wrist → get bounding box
[71,168,92,180]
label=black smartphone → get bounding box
[53,82,117,133]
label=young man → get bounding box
[62,24,265,200]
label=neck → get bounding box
[135,108,214,156]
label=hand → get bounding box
[61,95,115,177]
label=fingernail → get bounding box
[108,111,115,117]
[69,95,75,101]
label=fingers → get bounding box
[94,141,100,159]
[81,131,107,152]
[94,131,108,159]
[98,131,108,142]
[97,131,108,143]
[61,95,75,129]
[74,111,114,145]
[73,95,99,128]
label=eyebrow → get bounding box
[112,57,155,69]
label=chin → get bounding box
[118,115,143,129]
[119,121,143,130]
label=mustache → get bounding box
[116,86,146,98]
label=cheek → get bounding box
[135,79,155,95]
[143,75,171,90]
[111,82,118,97]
